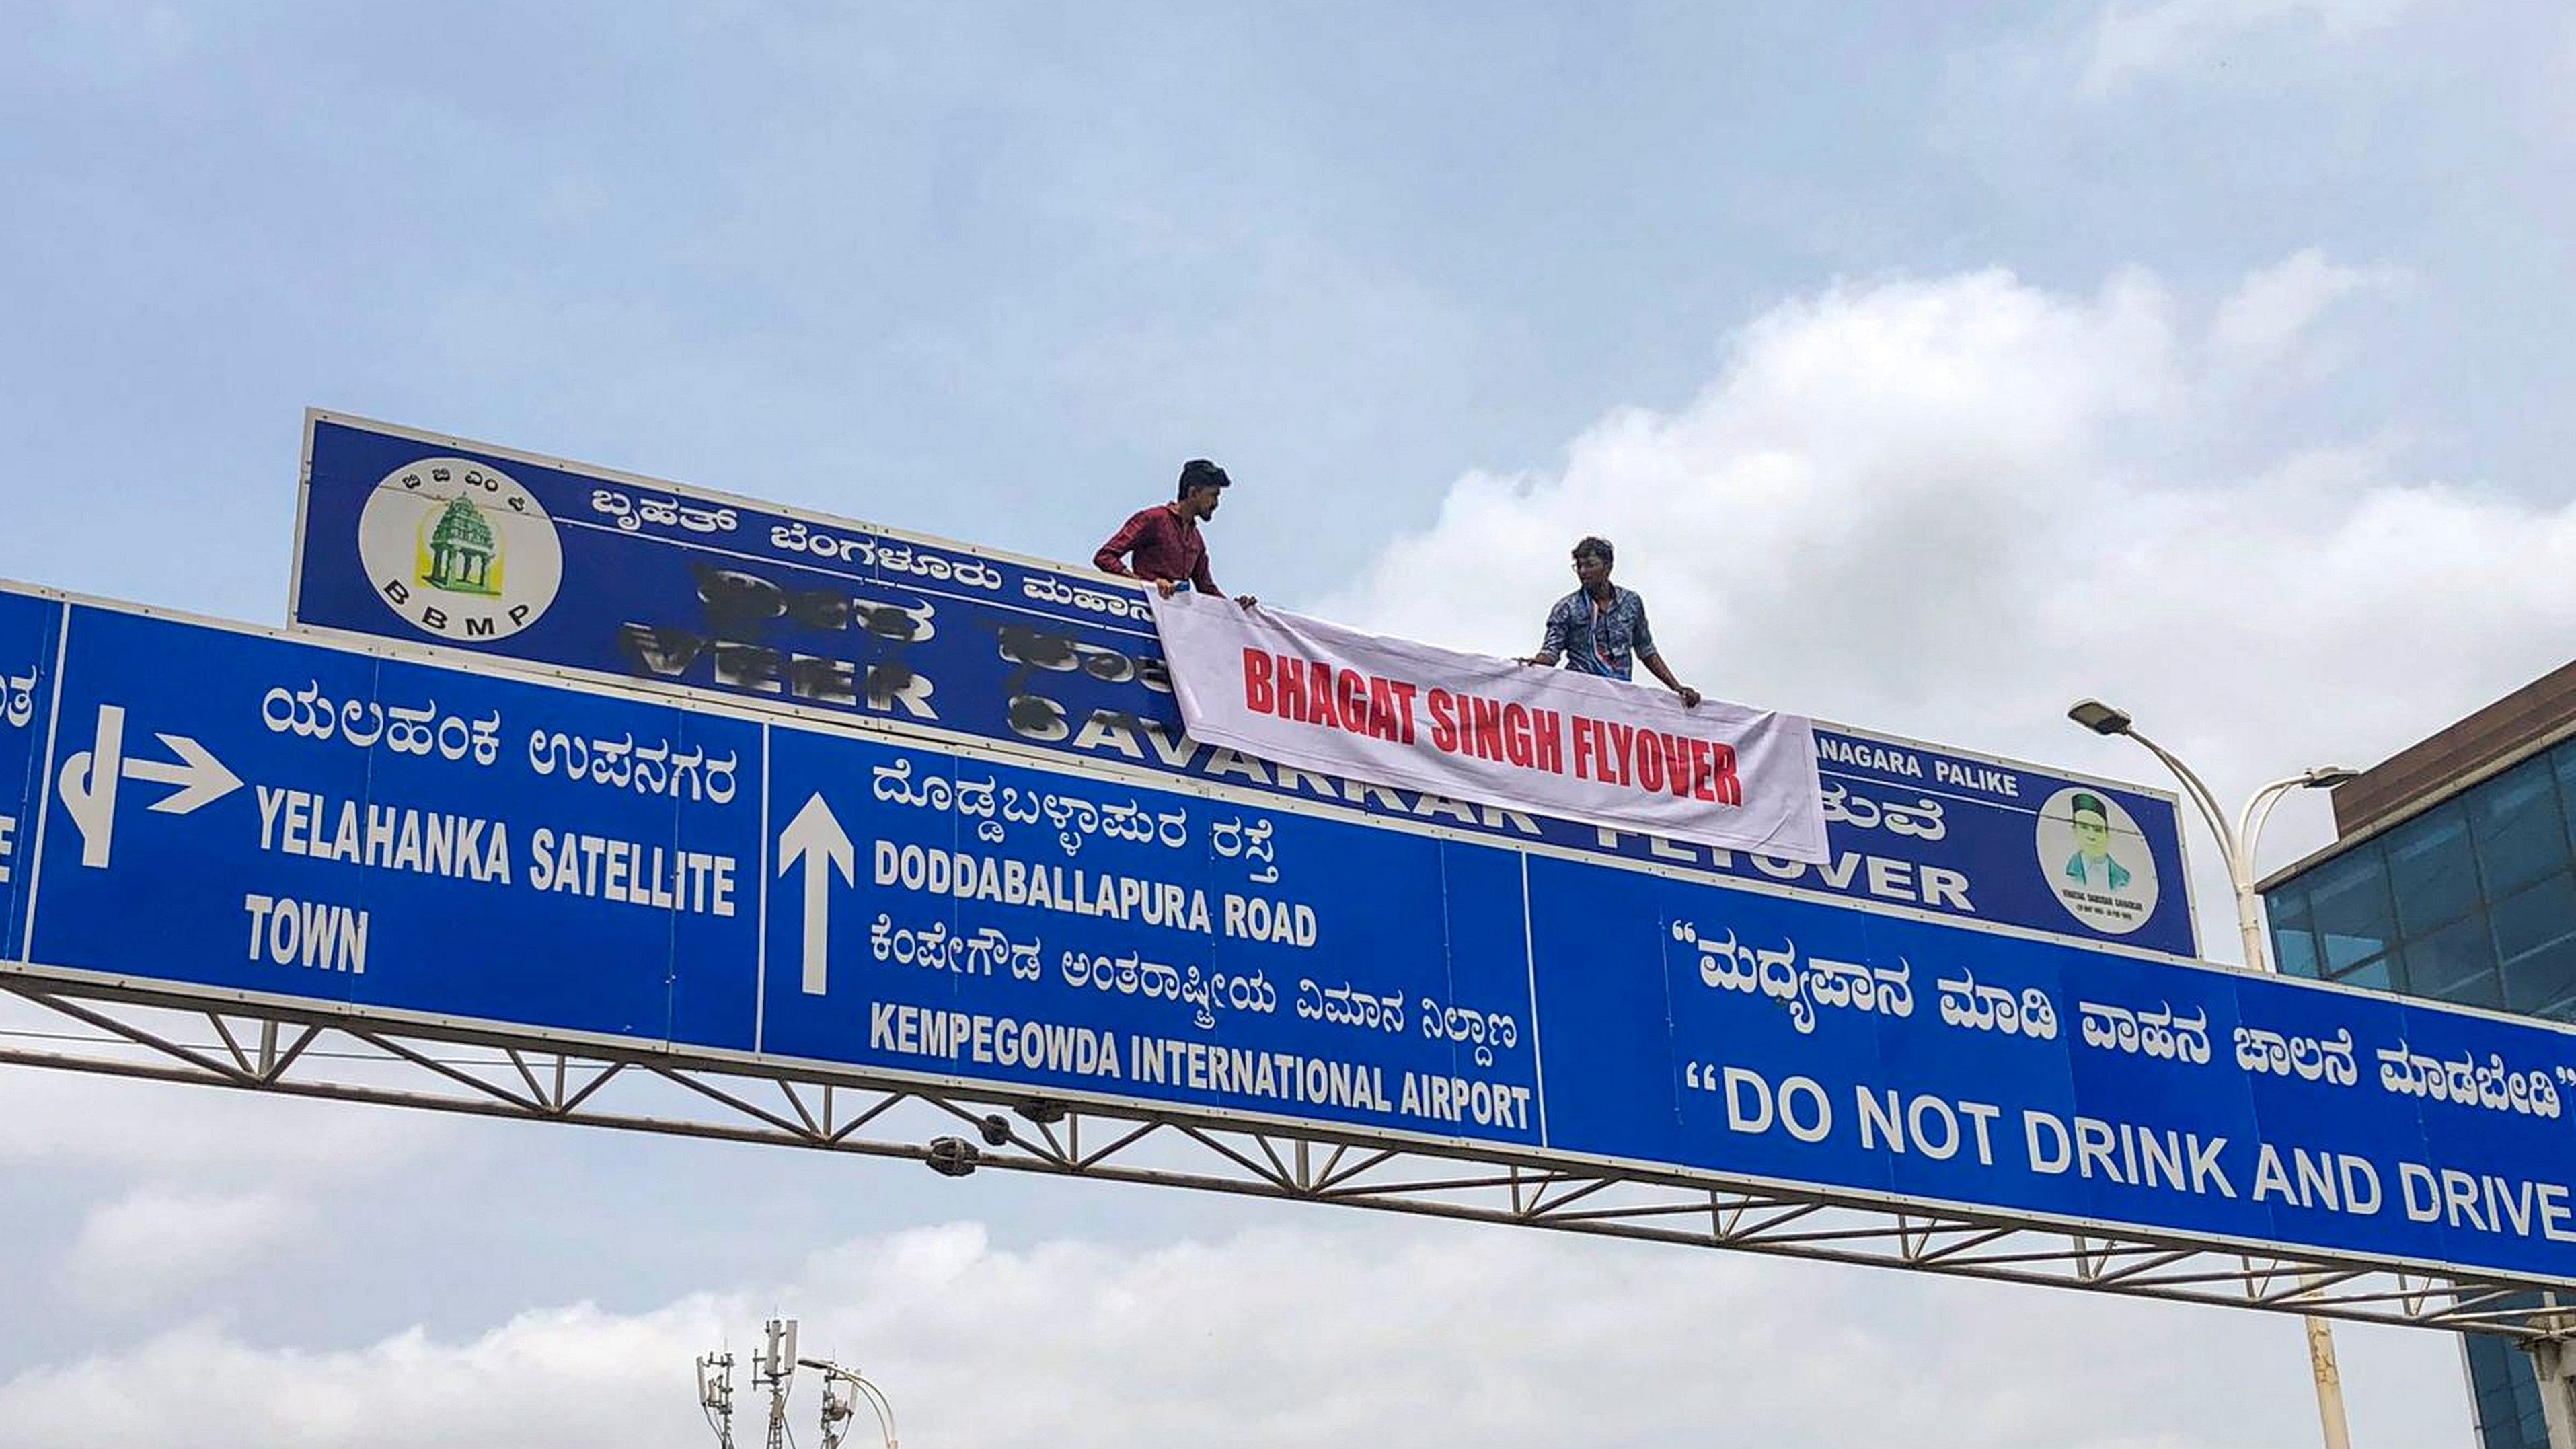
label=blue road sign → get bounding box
[19,595,764,1050]
[9,578,2576,1284]
[288,412,2198,957]
[759,728,1542,1148]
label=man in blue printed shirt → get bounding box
[1519,536,1702,707]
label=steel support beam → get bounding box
[2,963,2566,1339]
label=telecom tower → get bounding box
[697,1318,898,1449]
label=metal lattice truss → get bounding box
[1,962,2562,1341]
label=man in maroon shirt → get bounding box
[1094,459,1258,606]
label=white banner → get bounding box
[1151,591,1829,863]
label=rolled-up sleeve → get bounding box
[1630,594,1657,659]
[1094,509,1154,577]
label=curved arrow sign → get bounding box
[56,702,245,868]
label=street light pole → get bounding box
[2066,699,2359,1449]
[801,1356,901,1449]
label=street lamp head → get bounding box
[2067,698,2133,736]
[2301,766,2361,790]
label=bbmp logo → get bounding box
[358,457,562,642]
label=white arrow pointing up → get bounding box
[778,792,855,996]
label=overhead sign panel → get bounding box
[1532,861,2576,1275]
[22,596,763,1050]
[287,412,2197,957]
[760,727,1542,1147]
[7,579,2576,1285]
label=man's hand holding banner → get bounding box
[1150,592,1829,863]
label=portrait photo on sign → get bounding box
[2033,786,2159,935]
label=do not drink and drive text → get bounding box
[1709,1063,2576,1247]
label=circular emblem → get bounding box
[356,457,562,642]
[2035,786,2161,936]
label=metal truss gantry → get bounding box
[0,961,2561,1341]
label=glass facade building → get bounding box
[2262,680,2576,1449]
[2265,741,2576,1018]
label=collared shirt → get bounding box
[2066,851,2133,892]
[1540,585,1657,680]
[1095,504,1219,596]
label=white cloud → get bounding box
[1318,262,2576,920]
[2082,0,2421,92]
[0,1054,449,1178]
[59,1188,311,1313]
[1322,267,2180,669]
[2207,248,2402,373]
[0,1220,2472,1448]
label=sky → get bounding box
[4,1,2576,1444]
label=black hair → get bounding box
[1177,459,1232,500]
[1572,535,1615,566]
